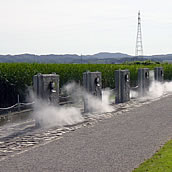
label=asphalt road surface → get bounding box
[0,95,172,172]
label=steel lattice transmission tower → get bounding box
[135,11,143,57]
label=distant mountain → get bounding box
[0,54,80,63]
[0,52,171,64]
[85,52,131,59]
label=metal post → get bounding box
[33,73,60,105]
[138,68,149,96]
[83,71,102,113]
[154,67,164,82]
[115,70,130,103]
[17,94,20,111]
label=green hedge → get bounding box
[0,63,169,107]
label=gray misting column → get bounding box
[33,73,59,105]
[83,71,102,112]
[138,68,149,96]
[154,67,164,82]
[115,70,130,103]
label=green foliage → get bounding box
[133,139,172,172]
[0,63,158,88]
[0,63,169,106]
[126,60,161,65]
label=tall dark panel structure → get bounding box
[138,68,149,96]
[33,73,59,105]
[83,71,102,98]
[154,67,164,82]
[83,71,102,113]
[115,70,130,103]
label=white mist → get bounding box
[33,82,113,127]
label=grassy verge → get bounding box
[133,139,172,172]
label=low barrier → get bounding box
[0,102,34,115]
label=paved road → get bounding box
[0,95,172,172]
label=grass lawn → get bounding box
[133,139,172,172]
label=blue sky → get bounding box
[0,0,171,55]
